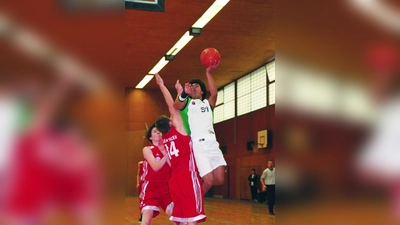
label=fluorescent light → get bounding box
[192,17,212,29]
[166,31,194,55]
[135,0,230,89]
[192,0,230,28]
[136,75,154,89]
[215,0,229,7]
[166,48,178,55]
[149,57,169,74]
[135,57,168,89]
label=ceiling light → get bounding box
[192,0,229,28]
[164,54,175,61]
[134,0,230,89]
[149,57,169,74]
[165,31,193,56]
[135,75,154,89]
[215,0,230,6]
[189,27,202,36]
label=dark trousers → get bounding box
[250,186,258,201]
[266,185,275,212]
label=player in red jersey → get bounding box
[155,73,206,225]
[139,124,174,224]
[136,160,143,222]
[4,125,102,225]
[0,72,102,225]
[137,161,144,193]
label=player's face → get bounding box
[191,83,203,99]
[268,161,274,169]
[151,127,162,142]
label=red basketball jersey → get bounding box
[162,126,197,174]
[139,145,172,217]
[141,145,170,183]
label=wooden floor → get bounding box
[125,196,275,225]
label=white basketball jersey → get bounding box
[187,99,216,139]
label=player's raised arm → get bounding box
[155,74,186,135]
[206,62,219,109]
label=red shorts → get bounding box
[139,181,172,218]
[168,171,206,224]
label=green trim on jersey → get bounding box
[16,101,32,130]
[179,97,191,135]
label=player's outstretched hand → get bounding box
[184,83,192,95]
[175,79,183,94]
[155,73,163,86]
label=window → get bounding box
[266,60,275,82]
[213,89,224,123]
[237,66,267,116]
[213,83,235,123]
[268,82,275,105]
[266,60,275,105]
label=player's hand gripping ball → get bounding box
[200,48,221,67]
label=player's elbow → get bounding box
[173,101,184,110]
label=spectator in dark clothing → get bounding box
[248,168,259,202]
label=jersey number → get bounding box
[201,106,209,113]
[165,141,179,159]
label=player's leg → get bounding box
[141,210,154,225]
[202,166,225,194]
[212,165,225,186]
[201,172,214,194]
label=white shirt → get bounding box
[187,99,216,140]
[261,168,275,185]
[358,97,400,178]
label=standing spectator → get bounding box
[248,168,259,202]
[173,64,226,195]
[261,160,275,215]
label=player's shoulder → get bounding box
[143,145,155,151]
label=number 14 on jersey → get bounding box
[165,141,179,159]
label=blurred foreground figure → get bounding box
[0,76,102,225]
[356,41,400,223]
[0,14,103,224]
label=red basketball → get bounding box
[200,48,221,67]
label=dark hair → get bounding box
[251,168,256,172]
[146,124,156,143]
[155,115,171,134]
[189,79,207,100]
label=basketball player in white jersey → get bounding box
[173,64,227,194]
